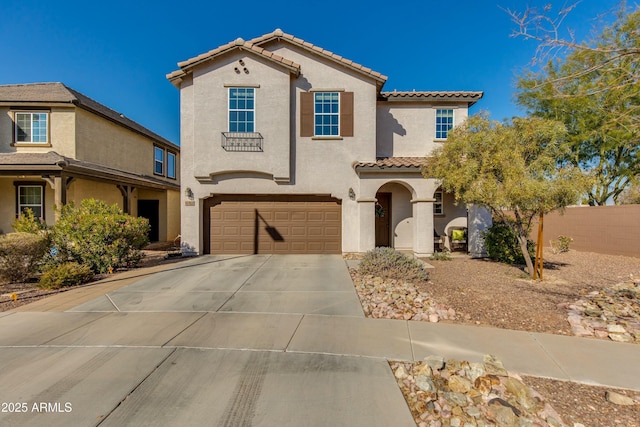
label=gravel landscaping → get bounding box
[350,249,640,426]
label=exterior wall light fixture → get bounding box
[348,188,356,200]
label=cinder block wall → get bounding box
[530,205,640,258]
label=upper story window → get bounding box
[154,146,164,175]
[228,87,255,132]
[300,91,353,138]
[314,92,339,136]
[15,112,48,143]
[17,184,44,219]
[435,109,454,139]
[167,151,176,179]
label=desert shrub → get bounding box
[430,250,452,261]
[39,262,94,289]
[550,235,573,254]
[358,247,429,282]
[0,232,49,282]
[13,208,48,234]
[50,199,149,274]
[482,221,535,265]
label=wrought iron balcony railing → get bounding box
[221,132,263,152]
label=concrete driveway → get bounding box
[0,254,416,427]
[3,254,639,426]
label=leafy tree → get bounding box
[423,115,591,277]
[513,4,640,204]
[620,182,640,204]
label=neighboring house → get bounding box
[0,83,180,243]
[168,29,489,257]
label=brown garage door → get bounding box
[206,195,341,254]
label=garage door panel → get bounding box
[209,197,341,254]
[325,212,340,221]
[274,212,290,221]
[324,227,340,236]
[290,212,307,221]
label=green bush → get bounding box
[551,235,573,253]
[13,208,48,234]
[482,221,535,265]
[358,247,429,282]
[39,262,94,289]
[0,232,49,283]
[50,199,150,274]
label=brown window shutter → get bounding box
[300,92,314,137]
[340,92,354,137]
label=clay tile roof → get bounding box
[168,37,302,83]
[0,83,178,149]
[354,157,426,170]
[379,91,484,106]
[248,29,388,86]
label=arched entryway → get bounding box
[374,182,414,250]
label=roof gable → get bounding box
[167,37,301,84]
[168,29,388,89]
[249,29,387,88]
[0,83,178,150]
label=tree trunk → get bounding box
[516,233,535,277]
[512,210,535,277]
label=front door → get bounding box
[138,200,160,242]
[375,192,391,247]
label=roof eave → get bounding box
[168,42,301,86]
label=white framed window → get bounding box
[228,87,255,132]
[435,109,454,139]
[154,146,164,175]
[314,92,339,136]
[18,185,44,218]
[15,112,49,143]
[167,151,176,179]
[434,190,443,215]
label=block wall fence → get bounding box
[530,205,640,258]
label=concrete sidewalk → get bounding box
[1,254,639,426]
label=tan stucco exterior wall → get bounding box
[0,107,76,157]
[0,178,16,234]
[176,37,479,256]
[75,108,150,175]
[2,98,180,247]
[74,108,179,184]
[190,51,292,180]
[0,177,56,233]
[166,189,181,241]
[67,179,124,210]
[376,103,469,158]
[179,43,381,254]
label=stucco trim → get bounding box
[223,83,261,88]
[196,170,277,183]
[309,88,345,92]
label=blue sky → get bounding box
[0,0,621,144]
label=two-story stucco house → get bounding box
[169,30,490,257]
[0,83,180,242]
